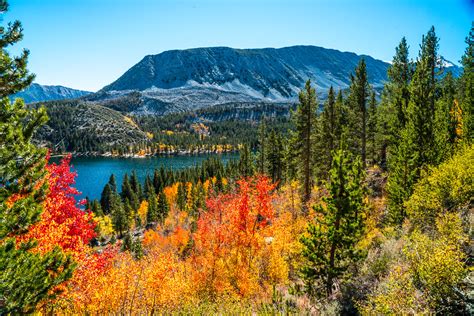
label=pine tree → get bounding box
[153,169,163,194]
[266,129,285,184]
[146,192,158,227]
[238,143,254,177]
[108,174,117,193]
[300,148,365,298]
[386,37,412,136]
[177,182,187,212]
[121,174,139,211]
[348,58,370,168]
[91,199,103,216]
[256,117,267,174]
[378,38,413,170]
[284,130,299,182]
[292,79,318,209]
[157,190,170,224]
[407,26,439,166]
[100,183,114,215]
[144,174,154,200]
[386,125,419,224]
[130,170,143,201]
[434,72,456,162]
[215,169,224,192]
[317,86,342,178]
[460,23,473,141]
[387,27,440,224]
[111,195,127,237]
[0,2,74,312]
[367,90,378,165]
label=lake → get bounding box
[54,154,238,201]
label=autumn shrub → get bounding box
[406,144,473,229]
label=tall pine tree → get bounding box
[0,1,74,312]
[460,23,473,141]
[317,86,343,178]
[292,79,318,210]
[387,27,439,224]
[407,26,439,166]
[367,90,378,165]
[300,148,365,298]
[348,58,370,168]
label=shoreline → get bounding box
[49,149,239,159]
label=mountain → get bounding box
[12,83,91,103]
[92,45,392,114]
[33,99,150,154]
[90,45,462,115]
[102,45,389,100]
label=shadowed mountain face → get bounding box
[12,83,91,103]
[101,45,390,100]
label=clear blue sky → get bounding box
[4,0,473,91]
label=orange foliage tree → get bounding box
[17,156,117,312]
[191,176,278,300]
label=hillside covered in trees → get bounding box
[1,0,473,314]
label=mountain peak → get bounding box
[12,83,91,103]
[101,45,390,98]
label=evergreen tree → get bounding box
[348,58,370,168]
[284,131,299,182]
[317,86,342,178]
[387,27,440,224]
[130,170,143,201]
[292,79,318,209]
[111,195,128,237]
[177,182,187,212]
[91,199,103,216]
[132,237,144,260]
[215,169,224,192]
[108,174,117,193]
[153,169,163,194]
[434,72,456,162]
[146,192,158,227]
[460,23,473,141]
[121,174,139,211]
[407,26,439,166]
[300,148,365,298]
[0,2,74,312]
[121,232,133,252]
[238,143,254,177]
[144,174,154,200]
[84,197,92,211]
[266,129,285,184]
[387,126,419,224]
[367,90,378,165]
[157,190,170,224]
[386,37,412,137]
[100,183,114,215]
[256,117,267,174]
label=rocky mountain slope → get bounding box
[85,85,262,115]
[101,45,389,100]
[33,100,149,153]
[12,83,91,103]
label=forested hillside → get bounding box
[1,0,472,313]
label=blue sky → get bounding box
[4,0,473,91]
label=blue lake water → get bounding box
[54,154,238,201]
